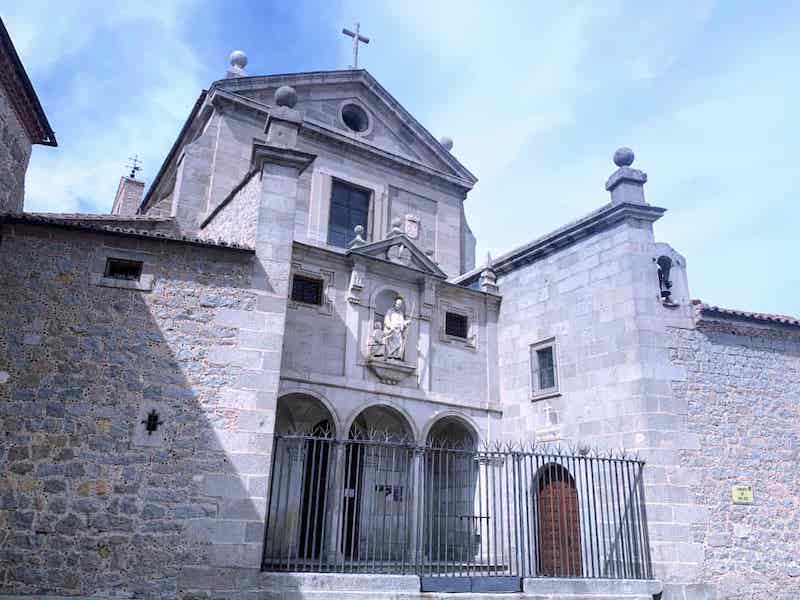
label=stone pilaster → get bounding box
[200,86,315,570]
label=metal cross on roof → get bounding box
[342,21,370,68]
[126,154,142,179]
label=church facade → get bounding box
[0,53,798,600]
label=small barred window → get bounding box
[445,312,468,339]
[291,275,323,305]
[104,258,143,281]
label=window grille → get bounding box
[445,312,468,339]
[262,433,653,586]
[104,258,143,281]
[292,275,324,305]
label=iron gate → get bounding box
[262,433,652,590]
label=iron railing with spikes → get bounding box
[261,432,652,581]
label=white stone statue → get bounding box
[367,321,385,358]
[382,297,412,361]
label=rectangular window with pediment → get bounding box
[327,180,370,248]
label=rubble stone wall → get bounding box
[0,85,33,213]
[0,223,273,598]
[669,318,800,599]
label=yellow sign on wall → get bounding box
[731,485,754,505]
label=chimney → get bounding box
[605,147,648,205]
[111,176,145,216]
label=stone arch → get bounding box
[422,413,480,564]
[343,401,417,441]
[340,402,416,561]
[275,390,339,437]
[534,462,582,577]
[369,285,406,328]
[422,412,480,447]
[268,392,338,565]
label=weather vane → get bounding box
[342,21,370,68]
[126,155,142,179]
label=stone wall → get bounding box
[280,244,497,412]
[493,214,703,595]
[145,87,472,276]
[0,84,33,213]
[200,169,260,247]
[0,223,280,598]
[669,317,800,599]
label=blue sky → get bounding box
[5,1,799,315]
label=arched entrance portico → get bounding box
[264,394,337,566]
[341,404,414,562]
[424,416,478,565]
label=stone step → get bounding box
[253,573,661,599]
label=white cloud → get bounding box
[6,2,205,214]
[339,0,798,314]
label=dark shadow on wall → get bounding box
[0,226,264,598]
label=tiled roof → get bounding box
[0,212,255,252]
[692,299,800,327]
[28,212,172,222]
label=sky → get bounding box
[5,1,799,316]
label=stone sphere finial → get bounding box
[229,50,248,69]
[440,136,454,152]
[613,147,635,167]
[391,216,403,234]
[274,85,297,108]
[354,224,364,236]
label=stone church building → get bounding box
[0,49,798,600]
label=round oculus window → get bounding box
[341,103,370,133]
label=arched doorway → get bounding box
[424,417,478,565]
[265,394,336,566]
[342,404,414,563]
[535,463,582,576]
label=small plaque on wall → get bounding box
[731,485,754,505]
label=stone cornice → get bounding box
[453,201,667,285]
[207,83,473,194]
[299,122,473,194]
[208,87,270,117]
[251,143,316,174]
[211,68,477,186]
[347,232,448,279]
[292,240,499,304]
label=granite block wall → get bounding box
[494,216,701,594]
[668,318,800,600]
[200,169,260,248]
[0,223,280,598]
[0,85,33,213]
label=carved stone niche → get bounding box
[364,287,417,385]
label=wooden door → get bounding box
[536,465,582,576]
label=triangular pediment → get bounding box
[214,70,476,188]
[347,233,447,279]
